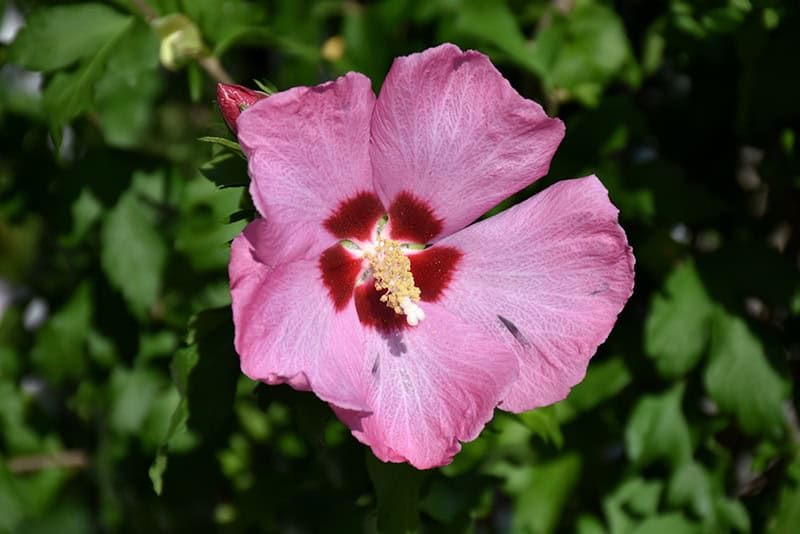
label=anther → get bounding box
[364,236,424,326]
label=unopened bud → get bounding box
[216,84,267,134]
[321,36,346,62]
[153,14,206,70]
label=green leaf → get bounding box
[667,462,714,519]
[149,345,198,496]
[184,307,240,439]
[704,310,786,438]
[629,513,700,534]
[450,0,538,73]
[625,384,692,469]
[41,14,134,131]
[62,188,103,246]
[8,3,132,71]
[174,174,245,272]
[714,497,750,533]
[770,479,800,534]
[109,367,163,435]
[0,380,41,453]
[100,178,167,318]
[367,453,426,534]
[645,260,715,378]
[198,136,244,155]
[150,307,238,495]
[0,466,24,532]
[30,284,92,383]
[555,355,632,422]
[94,22,161,148]
[510,454,581,534]
[516,406,563,448]
[212,26,321,64]
[531,3,633,105]
[603,477,664,534]
[148,453,168,497]
[199,152,249,188]
[576,515,606,534]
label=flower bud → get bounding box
[153,14,206,70]
[216,84,267,134]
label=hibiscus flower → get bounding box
[222,43,634,469]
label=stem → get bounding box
[130,0,157,22]
[8,450,89,473]
[129,0,235,85]
[199,56,234,85]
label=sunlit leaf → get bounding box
[531,3,633,105]
[41,13,134,132]
[8,3,132,71]
[645,260,714,378]
[625,384,692,469]
[100,181,167,318]
[704,310,786,438]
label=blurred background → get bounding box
[1,0,799,532]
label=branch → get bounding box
[8,450,89,473]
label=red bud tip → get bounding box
[216,83,267,134]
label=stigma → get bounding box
[364,236,425,326]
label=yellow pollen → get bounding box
[365,236,423,319]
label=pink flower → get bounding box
[226,44,634,469]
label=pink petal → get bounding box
[370,43,565,241]
[436,176,635,412]
[333,304,519,469]
[230,219,371,411]
[236,73,377,243]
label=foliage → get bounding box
[1,0,799,532]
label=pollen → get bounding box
[365,236,425,325]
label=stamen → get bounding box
[364,236,424,326]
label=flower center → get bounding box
[364,236,425,326]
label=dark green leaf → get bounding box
[516,406,563,448]
[30,284,92,383]
[770,479,800,534]
[199,152,249,188]
[555,355,631,422]
[510,454,581,534]
[367,453,426,534]
[603,477,664,534]
[109,367,163,435]
[629,513,699,534]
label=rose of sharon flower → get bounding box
[224,44,634,469]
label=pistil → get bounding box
[364,236,425,326]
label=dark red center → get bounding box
[318,191,462,333]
